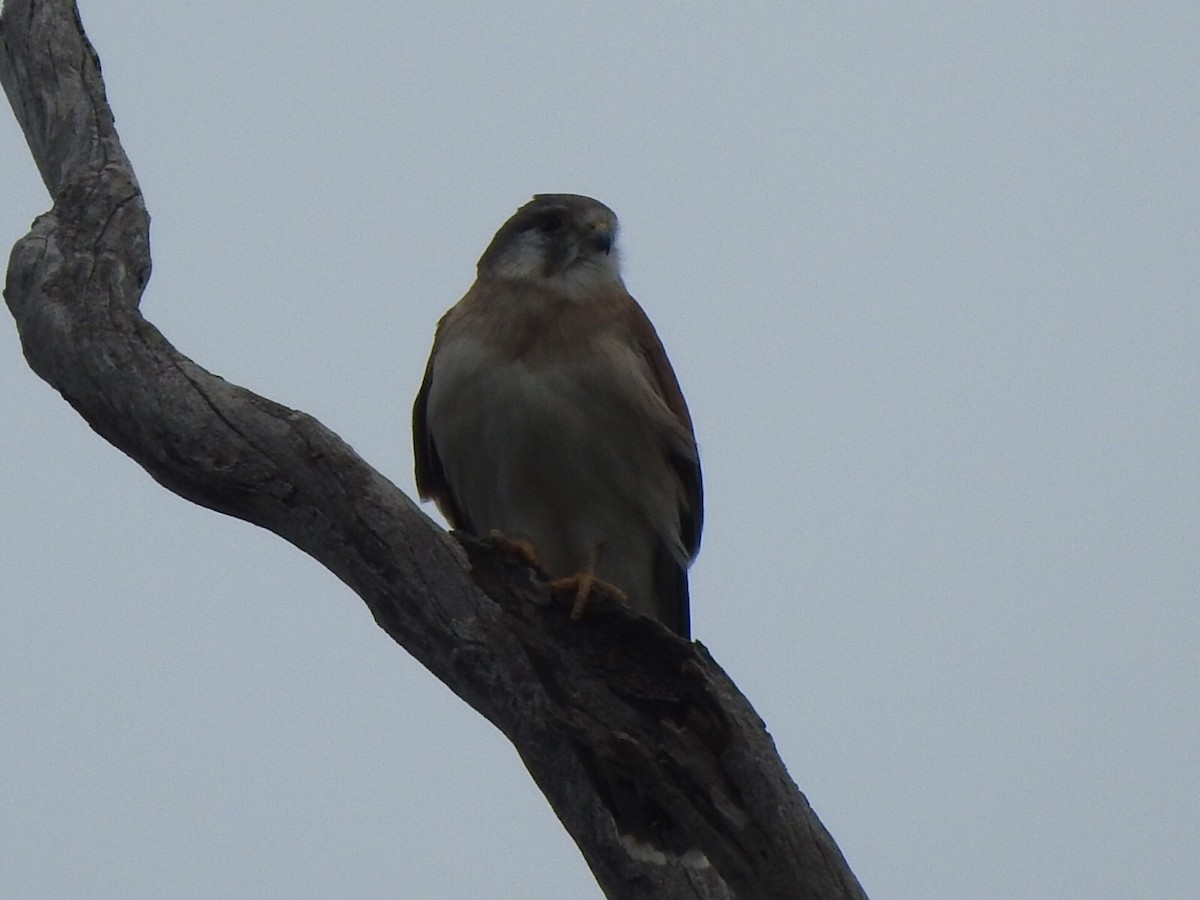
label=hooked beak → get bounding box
[586,222,613,255]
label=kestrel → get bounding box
[413,194,702,637]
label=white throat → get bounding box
[490,230,624,300]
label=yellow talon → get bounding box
[548,546,628,620]
[487,530,544,573]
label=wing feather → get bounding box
[412,343,473,532]
[627,299,703,638]
[627,300,704,559]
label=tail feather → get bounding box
[653,541,691,639]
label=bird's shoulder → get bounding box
[435,277,642,365]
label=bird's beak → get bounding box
[586,222,613,255]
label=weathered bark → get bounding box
[0,3,868,898]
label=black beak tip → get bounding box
[590,230,613,255]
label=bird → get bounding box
[412,193,702,638]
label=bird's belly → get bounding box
[427,340,677,599]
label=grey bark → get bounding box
[0,3,868,898]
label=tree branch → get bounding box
[0,3,867,897]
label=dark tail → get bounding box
[653,543,691,639]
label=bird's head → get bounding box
[477,194,622,294]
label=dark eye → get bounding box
[534,212,564,234]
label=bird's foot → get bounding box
[549,571,629,621]
[487,530,545,574]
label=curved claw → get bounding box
[548,545,629,621]
[487,530,545,574]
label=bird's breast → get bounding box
[424,327,684,573]
[428,328,660,475]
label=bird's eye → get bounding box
[535,213,564,234]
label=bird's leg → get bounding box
[487,530,546,574]
[548,545,629,621]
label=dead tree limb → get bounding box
[0,3,868,898]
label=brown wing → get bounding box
[412,342,472,532]
[627,299,703,638]
[628,300,704,558]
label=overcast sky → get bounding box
[2,3,1197,898]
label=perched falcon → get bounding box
[412,194,702,637]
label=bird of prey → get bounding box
[412,194,702,637]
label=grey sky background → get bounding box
[2,2,1197,898]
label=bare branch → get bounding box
[0,3,867,897]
